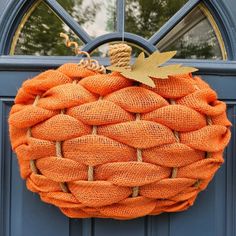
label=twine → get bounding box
[108,43,132,69]
[108,44,142,197]
[169,99,179,179]
[88,126,97,181]
[88,96,103,182]
[56,140,69,192]
[132,113,143,197]
[29,94,69,193]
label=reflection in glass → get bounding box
[157,5,225,60]
[57,0,117,38]
[12,1,82,56]
[125,0,188,39]
[91,42,148,58]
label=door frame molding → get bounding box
[0,56,236,76]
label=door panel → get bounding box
[0,70,235,236]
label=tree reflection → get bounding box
[125,0,221,59]
[167,41,214,59]
[15,1,100,55]
[156,6,222,59]
[125,0,188,38]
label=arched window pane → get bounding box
[12,1,82,56]
[57,0,117,38]
[157,4,226,60]
[10,1,227,60]
[125,0,189,39]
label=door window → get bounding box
[10,0,227,60]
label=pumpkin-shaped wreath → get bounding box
[8,43,231,220]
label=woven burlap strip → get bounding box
[55,109,69,193]
[132,113,143,197]
[52,80,80,192]
[193,84,212,187]
[27,95,40,174]
[26,82,84,193]
[109,43,144,197]
[169,82,213,187]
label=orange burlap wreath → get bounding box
[9,63,231,219]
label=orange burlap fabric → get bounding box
[9,63,231,220]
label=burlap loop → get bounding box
[9,62,231,220]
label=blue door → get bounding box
[0,0,236,235]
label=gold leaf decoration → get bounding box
[107,51,198,88]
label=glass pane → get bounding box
[12,1,83,56]
[125,0,188,39]
[91,42,148,58]
[157,4,226,60]
[57,0,117,38]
